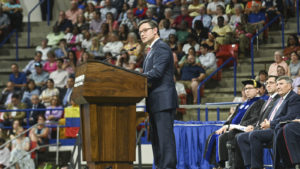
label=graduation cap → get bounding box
[242,79,261,88]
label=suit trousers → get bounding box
[149,109,177,169]
[237,129,274,169]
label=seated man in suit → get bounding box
[24,94,45,125]
[237,76,300,169]
[204,79,265,168]
[273,117,300,169]
[229,76,280,169]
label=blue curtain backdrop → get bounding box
[150,121,273,169]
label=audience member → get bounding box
[40,79,59,107]
[163,8,175,27]
[102,32,124,56]
[63,51,77,74]
[54,39,68,59]
[133,0,147,20]
[105,12,119,32]
[4,93,26,126]
[182,34,200,55]
[65,1,83,24]
[29,62,49,88]
[255,69,268,84]
[84,1,96,23]
[0,81,15,108]
[188,0,204,17]
[101,0,118,20]
[89,11,104,35]
[7,119,21,140]
[98,23,110,45]
[178,47,200,68]
[159,19,176,41]
[45,96,63,122]
[207,0,225,16]
[248,2,266,42]
[118,24,129,42]
[49,58,69,89]
[62,76,74,107]
[54,11,73,33]
[75,14,89,33]
[26,94,45,125]
[0,6,10,41]
[199,43,217,75]
[81,31,92,50]
[289,52,300,78]
[21,79,40,106]
[123,32,142,60]
[173,6,193,29]
[229,87,247,115]
[22,51,45,75]
[179,54,206,104]
[192,6,212,29]
[29,115,50,148]
[9,63,26,90]
[211,16,233,45]
[43,51,58,74]
[117,3,129,23]
[10,127,35,169]
[120,9,139,31]
[2,0,23,31]
[36,39,51,61]
[175,21,190,44]
[211,5,229,26]
[191,20,209,45]
[277,65,286,77]
[78,51,91,64]
[0,138,10,168]
[46,25,66,47]
[204,79,264,168]
[244,0,262,14]
[228,4,243,30]
[88,37,103,58]
[202,32,220,53]
[225,0,244,16]
[283,34,300,60]
[268,50,289,76]
[116,49,136,70]
[237,76,300,169]
[64,26,83,52]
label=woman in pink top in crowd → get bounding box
[43,51,57,74]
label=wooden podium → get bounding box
[71,61,147,169]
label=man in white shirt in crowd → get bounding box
[199,43,217,75]
[49,59,69,89]
[102,32,124,56]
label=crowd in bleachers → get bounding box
[0,0,300,168]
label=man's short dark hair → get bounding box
[201,43,210,49]
[259,70,268,76]
[138,19,158,30]
[12,93,20,100]
[267,75,278,81]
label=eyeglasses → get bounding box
[139,27,153,35]
[244,87,256,91]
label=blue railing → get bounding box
[250,14,285,78]
[196,57,237,121]
[27,0,50,48]
[0,29,19,61]
[297,0,300,35]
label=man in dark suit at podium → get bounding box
[138,19,178,169]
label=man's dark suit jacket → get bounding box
[143,39,178,113]
[28,103,46,123]
[271,91,300,129]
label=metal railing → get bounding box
[0,29,19,61]
[27,0,50,48]
[196,57,237,121]
[250,14,285,78]
[68,130,82,169]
